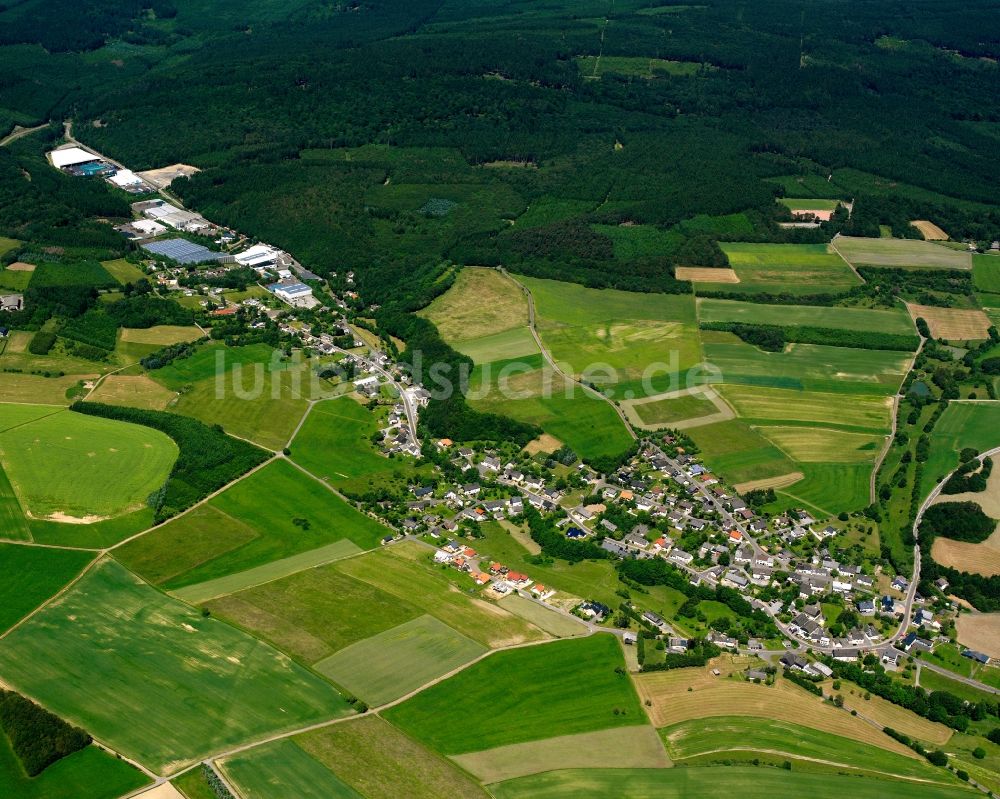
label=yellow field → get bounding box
[733,471,804,493]
[718,385,891,430]
[676,267,739,283]
[119,326,203,346]
[824,680,953,745]
[759,426,884,463]
[451,725,670,783]
[907,304,991,340]
[633,667,917,758]
[419,268,527,343]
[932,523,1000,577]
[912,220,949,241]
[88,375,178,411]
[956,613,1000,659]
[6,262,34,272]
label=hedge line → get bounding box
[701,321,919,352]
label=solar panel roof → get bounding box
[142,238,222,265]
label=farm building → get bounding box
[142,238,226,265]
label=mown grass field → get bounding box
[295,716,489,799]
[826,680,952,745]
[759,426,883,462]
[633,668,915,758]
[454,326,539,364]
[687,418,799,485]
[87,374,178,410]
[921,402,1000,499]
[0,733,148,799]
[114,459,386,590]
[834,236,972,269]
[576,55,706,78]
[0,543,92,632]
[972,254,1000,294]
[489,767,975,799]
[717,385,891,431]
[384,635,643,755]
[0,372,93,405]
[0,460,29,540]
[315,614,487,705]
[0,405,177,522]
[100,258,146,284]
[713,242,860,295]
[222,739,361,799]
[630,390,720,426]
[497,593,589,637]
[418,267,528,342]
[453,725,670,783]
[335,541,547,649]
[697,297,915,334]
[0,265,31,291]
[0,560,352,774]
[777,198,841,212]
[289,397,422,493]
[661,716,950,781]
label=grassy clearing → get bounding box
[335,541,546,648]
[774,462,873,515]
[0,406,177,522]
[116,459,385,590]
[489,767,975,798]
[758,426,883,463]
[0,266,31,291]
[295,716,489,799]
[173,539,362,604]
[834,236,972,269]
[0,372,94,404]
[315,615,486,705]
[661,716,949,781]
[453,724,669,783]
[497,593,590,637]
[453,326,539,363]
[688,418,799,485]
[0,733,148,799]
[172,769,216,799]
[698,297,914,334]
[972,254,1000,294]
[100,258,146,284]
[120,325,202,346]
[628,389,720,426]
[0,560,351,774]
[919,667,998,705]
[634,667,915,757]
[0,543,92,633]
[0,460,29,540]
[289,397,421,493]
[384,635,643,755]
[206,563,424,664]
[87,374,178,410]
[778,198,841,212]
[515,197,594,229]
[576,55,708,78]
[921,403,1000,499]
[716,242,860,295]
[593,223,684,259]
[718,385,891,431]
[221,739,361,799]
[827,680,953,745]
[419,268,527,342]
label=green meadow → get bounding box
[222,740,361,799]
[314,615,487,705]
[0,544,93,633]
[632,391,720,426]
[834,236,972,269]
[0,461,29,540]
[687,418,799,485]
[384,635,643,754]
[697,298,915,334]
[777,198,841,212]
[921,402,1000,499]
[714,242,860,295]
[973,254,1000,295]
[0,405,177,522]
[0,560,352,774]
[114,458,387,590]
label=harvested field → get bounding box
[907,303,991,340]
[834,236,971,269]
[633,668,917,758]
[524,432,562,454]
[675,267,739,283]
[119,325,203,346]
[932,464,1000,518]
[733,471,804,493]
[0,373,94,404]
[759,426,884,463]
[823,680,953,745]
[956,613,1000,659]
[718,385,891,431]
[912,220,949,240]
[6,261,34,271]
[931,523,1000,577]
[418,268,527,342]
[452,725,670,783]
[88,375,177,410]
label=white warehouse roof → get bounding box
[49,146,100,168]
[235,244,280,267]
[108,169,143,187]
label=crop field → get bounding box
[0,733,148,799]
[697,298,915,334]
[717,385,891,431]
[661,716,948,781]
[833,236,972,269]
[314,615,486,705]
[120,325,203,346]
[628,389,723,426]
[931,523,1000,576]
[334,541,547,648]
[454,326,539,364]
[714,243,860,295]
[973,254,1000,294]
[101,258,146,284]
[0,461,29,540]
[912,220,949,240]
[826,680,953,745]
[453,725,670,783]
[633,669,915,757]
[295,716,489,799]
[675,267,739,283]
[520,276,701,397]
[955,614,1000,661]
[0,265,31,291]
[221,740,361,799]
[0,372,93,404]
[497,593,590,637]
[418,268,528,342]
[289,397,421,492]
[0,560,352,774]
[758,426,883,462]
[384,635,643,755]
[205,562,424,663]
[116,460,384,590]
[907,303,991,340]
[87,374,178,410]
[688,419,799,486]
[0,543,93,632]
[921,403,1000,498]
[0,405,177,522]
[489,767,975,799]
